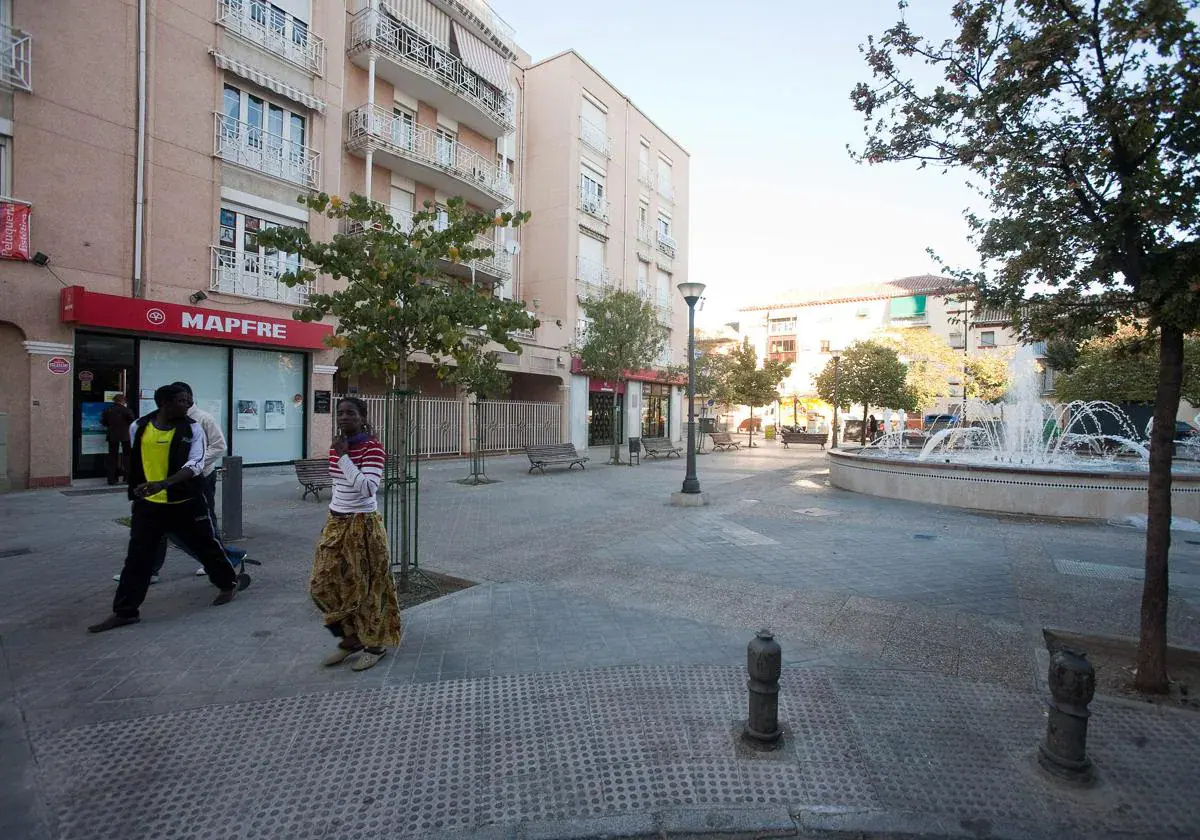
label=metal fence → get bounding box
[333,395,561,457]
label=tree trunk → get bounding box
[863,404,869,445]
[748,407,755,448]
[1135,324,1183,693]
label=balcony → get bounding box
[214,113,320,189]
[579,185,609,222]
[431,0,519,58]
[576,255,612,299]
[657,175,675,204]
[341,215,511,282]
[347,8,513,139]
[636,222,653,246]
[509,311,536,341]
[346,105,512,210]
[215,0,324,76]
[637,160,653,187]
[579,116,611,158]
[0,23,31,92]
[210,246,312,304]
[656,231,677,259]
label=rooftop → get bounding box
[740,275,962,312]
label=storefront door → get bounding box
[587,392,622,447]
[72,334,137,479]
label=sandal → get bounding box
[351,647,387,671]
[322,643,363,667]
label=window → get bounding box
[641,382,670,438]
[391,107,415,150]
[580,169,605,217]
[435,128,456,167]
[980,331,996,347]
[656,268,670,307]
[215,206,304,302]
[769,339,796,354]
[820,340,831,353]
[389,187,414,230]
[657,215,671,238]
[637,259,649,297]
[657,158,673,197]
[0,134,10,197]
[219,84,310,184]
[768,317,796,334]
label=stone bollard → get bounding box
[743,629,782,750]
[221,455,243,541]
[1038,645,1096,782]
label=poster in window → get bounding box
[80,402,110,455]
[219,225,236,247]
[237,399,260,430]
[264,399,286,430]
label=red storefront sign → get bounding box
[0,201,31,260]
[60,286,334,350]
[570,356,686,386]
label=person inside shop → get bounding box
[88,383,242,633]
[111,381,250,585]
[310,397,402,672]
[100,394,135,486]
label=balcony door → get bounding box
[222,84,307,183]
[389,187,414,231]
[217,206,303,302]
[580,168,605,217]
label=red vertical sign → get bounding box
[0,202,31,261]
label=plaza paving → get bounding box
[2,442,1199,839]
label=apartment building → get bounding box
[738,275,1041,425]
[0,2,691,490]
[521,51,690,451]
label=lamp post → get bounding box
[831,351,842,449]
[678,281,706,495]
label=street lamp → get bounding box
[678,281,706,494]
[831,350,842,449]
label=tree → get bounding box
[445,350,512,484]
[882,329,960,411]
[255,193,537,587]
[572,289,668,465]
[815,340,916,440]
[1053,327,1200,405]
[853,1,1200,691]
[966,349,1014,405]
[722,339,792,447]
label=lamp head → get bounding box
[676,281,706,305]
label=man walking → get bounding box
[89,383,241,633]
[100,394,135,485]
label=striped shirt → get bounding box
[328,438,386,514]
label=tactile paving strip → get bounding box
[32,665,1200,839]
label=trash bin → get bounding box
[628,436,641,466]
[699,418,715,433]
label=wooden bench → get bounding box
[780,431,828,449]
[525,443,590,474]
[642,437,682,459]
[709,431,741,451]
[294,457,333,500]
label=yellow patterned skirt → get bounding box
[310,511,402,648]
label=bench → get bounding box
[642,437,682,459]
[294,458,333,500]
[526,443,589,474]
[780,431,828,449]
[709,431,741,451]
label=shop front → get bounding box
[60,287,333,478]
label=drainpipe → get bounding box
[133,0,148,297]
[515,71,526,303]
[365,54,376,199]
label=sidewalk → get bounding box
[2,444,1199,839]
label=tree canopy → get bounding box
[815,340,916,433]
[883,328,960,410]
[720,339,791,444]
[1053,327,1200,405]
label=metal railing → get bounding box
[509,312,536,341]
[215,0,324,75]
[638,287,673,322]
[575,320,590,341]
[477,400,562,451]
[341,214,510,279]
[210,246,312,304]
[349,9,513,131]
[346,105,513,203]
[214,113,321,189]
[576,255,611,299]
[657,175,675,203]
[579,116,611,158]
[656,231,677,258]
[579,185,609,222]
[637,160,654,186]
[636,222,653,245]
[0,23,31,92]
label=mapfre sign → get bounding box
[60,286,333,350]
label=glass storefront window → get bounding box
[140,340,230,439]
[232,347,304,464]
[641,382,669,438]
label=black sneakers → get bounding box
[87,614,140,634]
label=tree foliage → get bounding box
[253,194,537,387]
[883,328,960,410]
[815,340,917,433]
[1053,327,1200,404]
[721,339,791,444]
[852,0,1200,692]
[572,289,668,463]
[966,349,1014,404]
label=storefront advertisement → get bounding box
[79,402,109,455]
[237,400,260,430]
[0,201,31,261]
[264,400,286,430]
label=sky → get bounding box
[497,0,983,330]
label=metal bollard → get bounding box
[1038,645,1096,782]
[221,455,243,542]
[743,629,782,750]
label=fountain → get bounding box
[827,346,1200,521]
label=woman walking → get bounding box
[312,397,402,671]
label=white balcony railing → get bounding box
[349,9,513,131]
[509,311,536,341]
[214,113,321,189]
[637,160,653,187]
[0,23,31,92]
[346,105,514,203]
[576,255,612,298]
[215,0,324,75]
[638,287,672,323]
[657,174,675,203]
[656,231,677,258]
[579,186,609,222]
[342,215,510,279]
[636,222,653,246]
[210,246,312,304]
[579,116,611,158]
[575,320,591,341]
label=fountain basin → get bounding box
[828,449,1200,521]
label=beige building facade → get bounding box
[0,1,690,490]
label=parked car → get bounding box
[737,417,762,432]
[1175,421,1199,442]
[922,414,959,433]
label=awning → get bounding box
[384,0,451,48]
[451,21,511,92]
[210,50,327,113]
[888,294,927,319]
